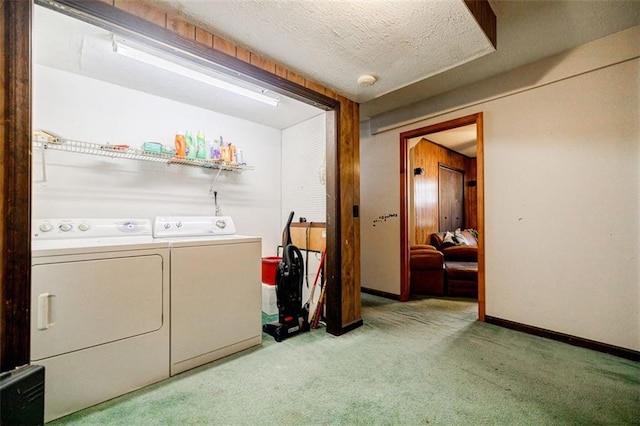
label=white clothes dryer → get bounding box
[153,216,262,376]
[31,218,170,422]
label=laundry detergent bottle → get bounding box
[174,132,186,158]
[196,130,206,159]
[185,130,196,159]
[220,139,230,163]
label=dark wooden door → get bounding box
[438,166,464,231]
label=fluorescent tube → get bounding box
[115,43,279,107]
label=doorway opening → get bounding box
[399,113,485,320]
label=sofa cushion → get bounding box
[410,250,444,269]
[442,245,478,262]
[445,261,478,298]
[410,244,437,251]
[445,261,478,280]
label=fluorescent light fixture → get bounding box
[114,42,279,107]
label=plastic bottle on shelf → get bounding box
[185,130,196,159]
[196,130,206,159]
[229,143,237,164]
[205,138,213,159]
[174,132,186,158]
[220,140,230,163]
[213,139,221,160]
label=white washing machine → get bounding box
[31,218,170,422]
[153,216,262,376]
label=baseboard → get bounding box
[361,287,401,300]
[485,316,640,361]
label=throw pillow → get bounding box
[465,228,479,240]
[442,231,456,245]
[453,228,468,245]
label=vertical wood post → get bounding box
[1,0,32,372]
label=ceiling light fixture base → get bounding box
[357,74,377,87]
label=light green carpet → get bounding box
[51,294,639,425]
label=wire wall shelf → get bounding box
[33,133,253,172]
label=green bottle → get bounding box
[196,130,206,159]
[185,130,196,159]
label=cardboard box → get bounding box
[290,222,326,252]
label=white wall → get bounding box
[281,113,327,226]
[33,65,283,255]
[280,113,327,302]
[360,26,640,351]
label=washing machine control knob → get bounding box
[59,223,73,232]
[78,223,91,232]
[163,223,171,230]
[39,223,54,232]
[176,221,183,228]
[215,219,227,229]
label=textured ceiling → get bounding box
[363,0,640,120]
[152,0,639,121]
[154,0,496,103]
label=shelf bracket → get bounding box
[208,167,224,194]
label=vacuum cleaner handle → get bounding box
[282,211,295,247]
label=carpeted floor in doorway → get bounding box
[50,294,639,425]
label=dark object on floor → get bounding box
[263,211,310,342]
[0,364,45,425]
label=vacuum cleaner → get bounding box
[263,211,310,342]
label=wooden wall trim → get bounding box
[399,113,484,318]
[325,108,342,334]
[1,0,32,373]
[476,113,485,321]
[399,129,410,302]
[402,115,481,140]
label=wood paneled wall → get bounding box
[412,139,477,245]
[338,97,361,331]
[465,158,478,230]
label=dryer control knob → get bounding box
[163,223,171,230]
[215,219,227,229]
[59,223,73,232]
[78,223,91,232]
[39,223,54,232]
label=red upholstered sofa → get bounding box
[429,230,478,298]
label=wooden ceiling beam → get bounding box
[464,0,497,48]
